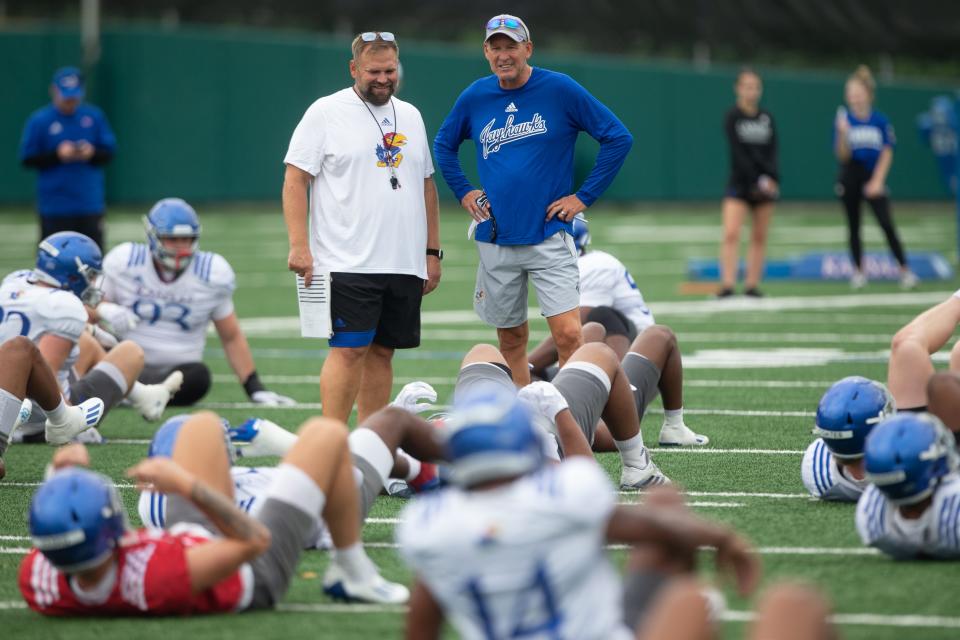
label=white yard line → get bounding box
[0,599,955,627]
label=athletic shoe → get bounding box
[899,270,919,290]
[619,448,671,490]
[133,370,183,421]
[658,422,710,446]
[45,397,105,445]
[850,271,867,290]
[322,563,410,604]
[743,287,764,298]
[229,417,296,457]
[73,427,105,444]
[714,287,735,299]
[385,479,413,498]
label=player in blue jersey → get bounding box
[833,65,916,290]
[19,67,116,250]
[434,14,633,386]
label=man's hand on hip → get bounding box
[545,194,587,222]
[461,190,491,222]
[287,246,314,287]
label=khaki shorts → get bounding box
[474,232,580,328]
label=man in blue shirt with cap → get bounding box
[434,15,633,385]
[19,67,117,249]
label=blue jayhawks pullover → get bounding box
[434,68,633,245]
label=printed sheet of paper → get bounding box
[296,271,332,339]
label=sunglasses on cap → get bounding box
[486,17,522,30]
[360,32,395,42]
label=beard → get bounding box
[358,82,394,106]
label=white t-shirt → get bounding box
[801,439,866,502]
[398,458,631,640]
[101,243,235,366]
[0,270,85,392]
[284,88,435,278]
[578,250,654,331]
[856,474,960,559]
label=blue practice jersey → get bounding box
[19,103,116,216]
[835,109,895,173]
[434,68,632,245]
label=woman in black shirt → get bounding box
[717,68,779,298]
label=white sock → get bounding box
[333,542,376,582]
[398,449,422,481]
[662,408,684,428]
[614,433,649,468]
[126,381,149,403]
[0,389,23,446]
[93,362,129,396]
[246,419,297,457]
[45,396,70,425]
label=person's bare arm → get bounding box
[282,163,315,286]
[606,504,760,597]
[36,334,74,379]
[406,579,444,640]
[127,457,271,594]
[423,177,442,295]
[865,147,893,197]
[214,313,255,383]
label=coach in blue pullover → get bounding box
[19,67,116,249]
[434,15,633,384]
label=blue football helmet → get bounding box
[813,376,895,460]
[864,413,959,505]
[28,468,127,572]
[34,231,103,305]
[444,384,544,487]
[571,213,590,254]
[149,413,235,463]
[145,198,201,274]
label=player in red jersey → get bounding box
[20,411,409,616]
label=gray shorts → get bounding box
[552,365,611,447]
[622,570,671,631]
[69,370,124,413]
[164,494,312,610]
[474,232,580,328]
[352,454,385,522]
[454,361,516,402]
[621,353,661,421]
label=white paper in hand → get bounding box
[296,272,332,339]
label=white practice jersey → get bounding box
[398,458,631,640]
[801,439,866,502]
[856,474,960,560]
[578,250,654,331]
[0,270,85,392]
[138,466,332,549]
[101,243,236,366]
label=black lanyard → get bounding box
[353,88,401,190]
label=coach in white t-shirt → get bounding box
[282,31,441,423]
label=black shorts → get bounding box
[725,182,775,207]
[40,213,105,250]
[328,273,423,349]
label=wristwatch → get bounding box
[426,248,444,260]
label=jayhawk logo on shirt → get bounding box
[376,132,407,168]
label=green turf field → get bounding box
[1,201,958,638]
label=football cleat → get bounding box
[620,462,671,490]
[658,422,709,447]
[133,370,183,421]
[45,397,105,445]
[229,417,296,458]
[322,562,410,605]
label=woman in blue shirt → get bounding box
[834,65,916,290]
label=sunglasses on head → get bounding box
[360,31,395,42]
[486,17,522,30]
